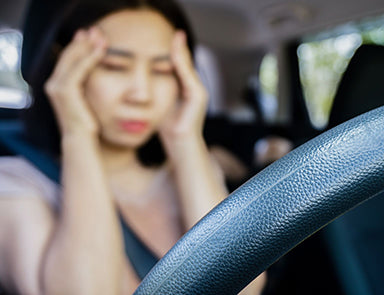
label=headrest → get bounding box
[328,44,384,129]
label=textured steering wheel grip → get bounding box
[134,106,384,295]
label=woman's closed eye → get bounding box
[100,61,131,72]
[98,60,174,75]
[152,63,174,75]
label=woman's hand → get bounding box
[159,30,208,146]
[44,27,107,136]
[157,31,228,228]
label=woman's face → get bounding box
[84,9,178,149]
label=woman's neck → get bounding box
[99,141,165,199]
[99,141,141,175]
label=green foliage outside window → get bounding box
[298,18,384,128]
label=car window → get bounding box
[297,14,384,129]
[258,53,278,123]
[0,29,31,110]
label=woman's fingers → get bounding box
[70,28,107,83]
[171,31,207,99]
[160,30,209,138]
[44,27,107,134]
[49,27,107,87]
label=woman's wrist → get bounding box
[61,128,100,150]
[58,118,99,137]
[162,132,205,162]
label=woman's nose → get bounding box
[124,66,151,104]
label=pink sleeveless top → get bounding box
[0,156,60,209]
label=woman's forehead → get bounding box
[105,47,172,62]
[96,9,175,57]
[98,9,175,44]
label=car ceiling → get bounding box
[178,0,384,50]
[0,0,29,30]
[2,0,384,50]
[2,1,384,71]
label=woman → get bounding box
[0,0,265,294]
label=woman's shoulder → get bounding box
[0,156,60,209]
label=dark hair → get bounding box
[21,0,195,165]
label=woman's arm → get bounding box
[160,31,227,228]
[0,197,54,295]
[164,135,227,228]
[160,32,267,295]
[41,28,125,295]
[41,133,125,295]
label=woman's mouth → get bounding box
[119,120,149,133]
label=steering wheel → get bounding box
[134,106,384,294]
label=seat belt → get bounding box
[0,121,158,280]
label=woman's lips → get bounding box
[119,120,149,133]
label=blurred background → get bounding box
[1,0,384,294]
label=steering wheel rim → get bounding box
[135,106,384,295]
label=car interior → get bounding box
[1,0,384,294]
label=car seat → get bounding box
[324,44,384,295]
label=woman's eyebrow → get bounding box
[151,55,171,62]
[105,49,170,62]
[106,48,134,58]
